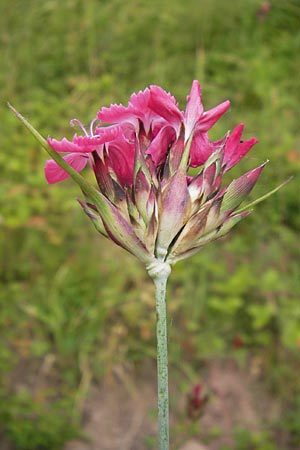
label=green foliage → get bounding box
[0,391,79,450]
[278,395,300,448]
[228,428,277,450]
[1,0,300,448]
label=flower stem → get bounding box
[149,262,171,450]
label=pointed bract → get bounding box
[78,199,108,237]
[156,170,191,259]
[221,163,267,213]
[134,168,152,224]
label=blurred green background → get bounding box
[1,0,300,449]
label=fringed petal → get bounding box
[47,136,83,153]
[149,85,183,136]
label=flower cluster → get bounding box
[45,81,263,266]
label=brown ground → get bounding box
[64,358,265,450]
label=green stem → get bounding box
[149,262,171,450]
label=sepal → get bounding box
[221,162,267,213]
[236,177,292,214]
[156,169,191,259]
[78,199,108,237]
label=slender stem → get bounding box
[150,263,171,450]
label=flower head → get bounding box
[12,81,274,267]
[42,80,267,266]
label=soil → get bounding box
[64,358,264,450]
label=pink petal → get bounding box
[129,89,154,133]
[47,136,83,153]
[184,80,204,142]
[98,103,136,124]
[44,153,88,184]
[98,104,140,134]
[48,126,122,155]
[146,126,176,166]
[148,85,183,135]
[212,136,227,151]
[197,100,230,132]
[151,117,168,137]
[189,131,214,167]
[106,137,135,186]
[94,124,123,138]
[223,124,259,171]
[129,88,151,111]
[73,126,121,149]
[98,89,160,136]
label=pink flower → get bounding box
[187,383,209,419]
[43,80,266,264]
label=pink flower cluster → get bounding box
[45,81,257,185]
[45,80,264,264]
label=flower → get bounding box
[187,383,209,420]
[43,80,264,266]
